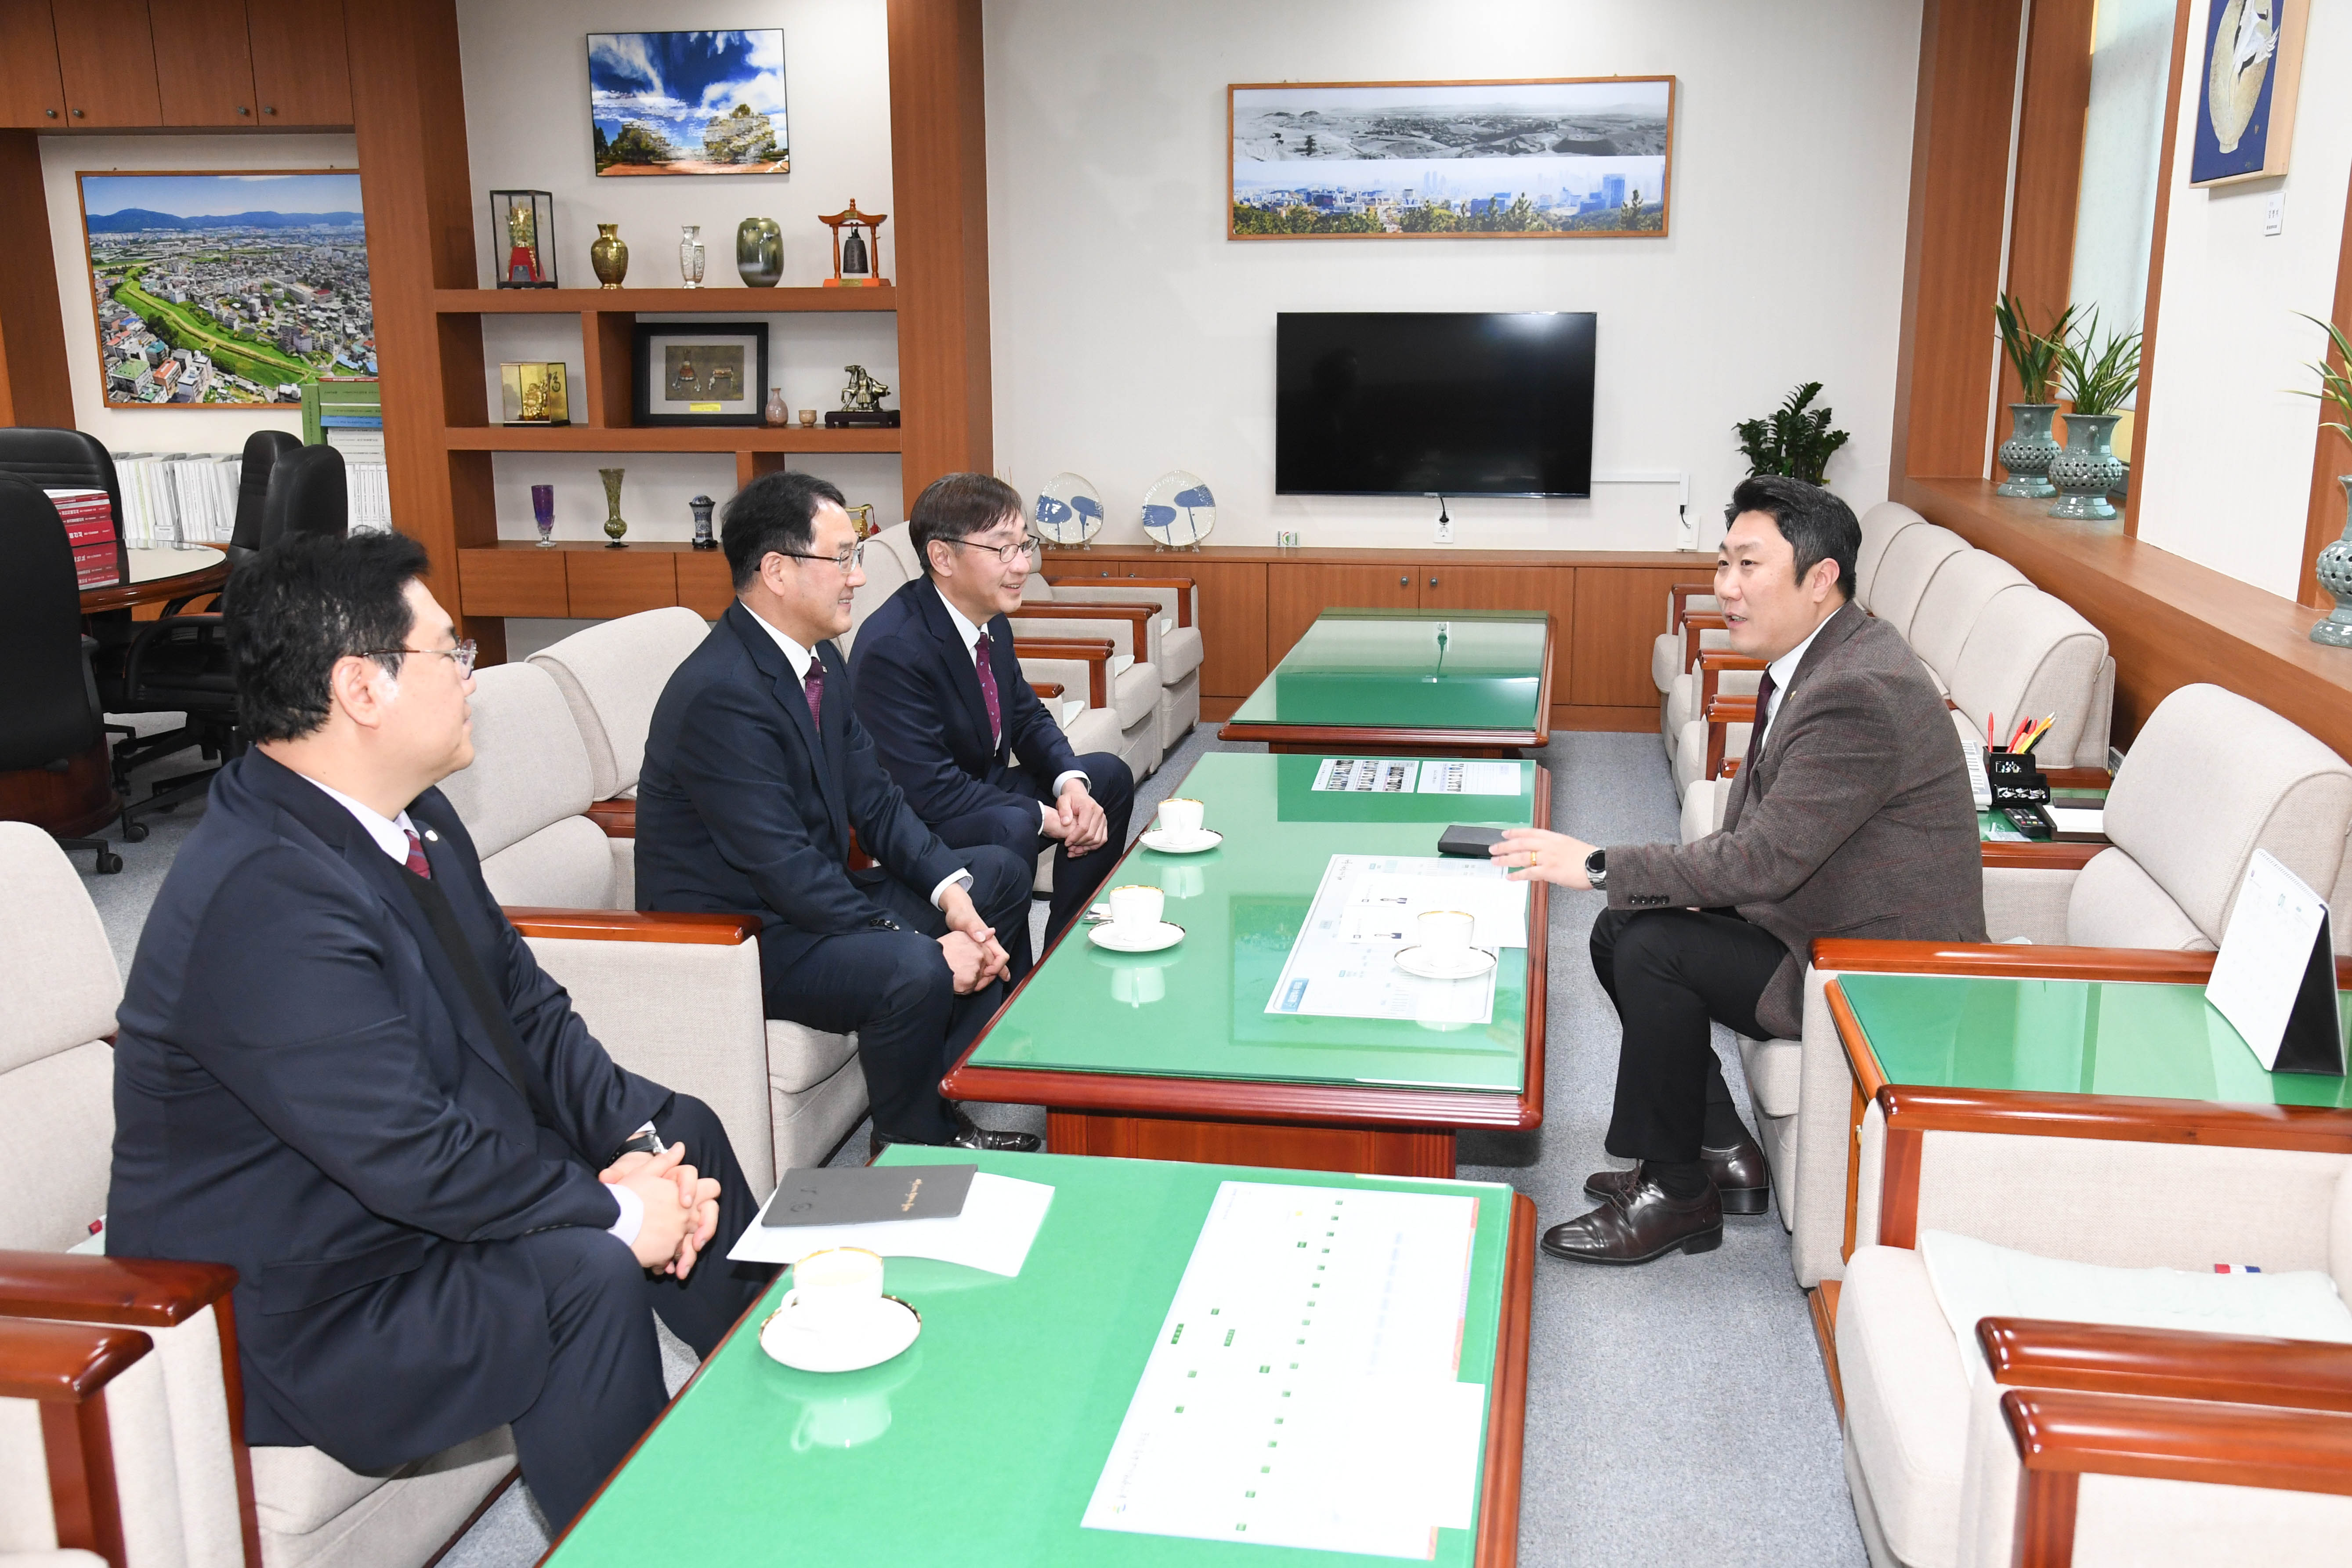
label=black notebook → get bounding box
[758,1164,979,1228]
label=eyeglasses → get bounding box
[362,639,479,676]
[950,537,1042,566]
[772,543,866,571]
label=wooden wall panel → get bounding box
[567,552,678,619]
[0,130,71,427]
[1267,563,1418,663]
[1569,566,1712,707]
[51,0,159,126]
[0,2,66,127]
[676,551,734,619]
[1889,0,2024,484]
[149,1,256,126]
[1421,564,1576,704]
[456,548,567,618]
[245,0,351,127]
[1999,0,2094,411]
[2298,158,2352,609]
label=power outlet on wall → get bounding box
[1275,529,1302,547]
[1434,512,1454,543]
[2265,193,2286,236]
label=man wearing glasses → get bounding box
[848,472,1135,965]
[636,471,1041,1155]
[108,532,770,1529]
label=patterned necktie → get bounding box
[1750,666,1779,759]
[402,827,433,880]
[801,658,824,727]
[974,631,1002,749]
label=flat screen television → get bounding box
[1275,311,1596,498]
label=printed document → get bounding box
[1313,757,1419,793]
[1266,855,1526,1026]
[725,1171,1053,1276]
[1082,1181,1490,1557]
[1414,759,1522,796]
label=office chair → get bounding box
[0,476,128,873]
[226,428,303,567]
[262,441,351,542]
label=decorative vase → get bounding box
[1994,403,2060,498]
[764,387,787,426]
[530,483,555,548]
[2313,476,2352,648]
[2047,412,2125,521]
[598,467,628,547]
[680,225,705,288]
[737,217,783,287]
[590,224,628,289]
[689,493,718,551]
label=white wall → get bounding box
[981,0,1923,552]
[40,132,357,452]
[455,0,902,546]
[2135,0,2352,598]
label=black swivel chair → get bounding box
[0,476,128,874]
[0,428,134,704]
[226,429,303,567]
[260,442,350,543]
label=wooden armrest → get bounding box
[585,798,635,839]
[1702,695,1753,781]
[1697,648,1766,707]
[0,1318,154,1403]
[1704,695,1756,722]
[1008,602,1152,660]
[1981,841,2107,870]
[1811,938,2352,986]
[2042,766,2114,789]
[1980,1318,2352,1413]
[1047,576,1198,628]
[0,1249,238,1328]
[1679,610,1730,673]
[1013,634,1115,706]
[1667,582,1720,630]
[503,908,755,945]
[1029,681,1065,699]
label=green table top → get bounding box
[965,752,1536,1093]
[546,1148,1516,1567]
[1225,611,1547,732]
[1838,972,2352,1108]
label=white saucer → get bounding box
[1088,920,1185,953]
[1140,828,1223,854]
[1394,945,1496,981]
[759,1292,922,1373]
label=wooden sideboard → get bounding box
[457,541,1716,731]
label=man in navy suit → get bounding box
[108,532,765,1531]
[635,471,1039,1154]
[848,472,1134,962]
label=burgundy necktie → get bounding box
[801,659,824,727]
[402,827,432,880]
[974,632,1002,749]
[1750,667,1779,757]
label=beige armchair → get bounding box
[527,605,710,807]
[1034,571,1203,754]
[0,823,517,1568]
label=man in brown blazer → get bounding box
[1495,476,1984,1264]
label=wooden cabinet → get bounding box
[1268,563,1419,663]
[246,0,350,125]
[53,0,161,126]
[1420,564,1576,706]
[675,550,735,619]
[1049,556,1268,697]
[1570,565,1714,707]
[0,2,66,126]
[151,0,256,125]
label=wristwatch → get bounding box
[612,1124,665,1161]
[1584,848,1608,890]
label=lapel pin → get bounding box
[423,829,440,842]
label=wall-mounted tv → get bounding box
[1275,311,1596,498]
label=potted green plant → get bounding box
[1733,382,1850,486]
[1993,293,2077,498]
[2047,313,2142,521]
[2294,311,2352,647]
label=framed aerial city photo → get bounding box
[76,170,373,408]
[588,29,789,176]
[1228,76,1675,240]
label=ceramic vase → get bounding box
[598,467,628,547]
[689,493,718,551]
[2047,412,2125,521]
[679,225,705,288]
[590,225,628,289]
[764,387,788,426]
[2312,476,2352,648]
[1995,403,2060,498]
[737,217,783,287]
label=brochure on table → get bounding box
[2206,849,2343,1076]
[727,1171,1054,1275]
[1311,757,1523,796]
[1265,854,1528,1026]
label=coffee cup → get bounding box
[1417,909,1476,954]
[1155,797,1205,838]
[791,1246,883,1332]
[1108,883,1166,936]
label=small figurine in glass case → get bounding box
[492,190,557,289]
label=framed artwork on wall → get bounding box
[2189,0,2306,187]
[589,30,789,176]
[630,320,770,427]
[75,169,373,408]
[1227,76,1675,240]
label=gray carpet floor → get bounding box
[78,721,1864,1566]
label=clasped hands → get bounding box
[601,1142,721,1278]
[1487,826,1600,889]
[937,882,1013,996]
[1040,778,1109,857]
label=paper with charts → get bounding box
[1311,757,1523,796]
[1265,854,1528,1026]
[1082,1181,1489,1558]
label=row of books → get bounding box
[107,449,393,546]
[49,488,118,588]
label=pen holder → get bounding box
[1985,749,2050,807]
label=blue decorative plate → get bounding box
[1141,470,1215,547]
[1033,472,1106,546]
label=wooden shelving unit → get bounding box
[433,286,897,315]
[441,426,902,454]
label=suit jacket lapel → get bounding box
[725,602,847,845]
[915,583,998,759]
[1746,601,1866,805]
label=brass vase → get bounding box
[590,224,628,290]
[737,216,783,287]
[599,467,628,547]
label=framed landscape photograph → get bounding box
[1228,76,1675,240]
[76,169,372,408]
[589,30,789,176]
[630,320,769,427]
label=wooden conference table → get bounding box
[1218,609,1553,757]
[79,544,228,614]
[541,1147,1535,1568]
[943,751,1546,1177]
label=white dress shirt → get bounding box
[740,606,973,909]
[934,583,1088,828]
[1751,614,1833,757]
[300,774,650,1247]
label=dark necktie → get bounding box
[1750,667,1779,759]
[974,631,1002,749]
[402,826,432,880]
[801,658,824,727]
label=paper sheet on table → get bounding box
[2206,849,2331,1071]
[1082,1181,1489,1557]
[1313,757,1420,793]
[726,1171,1053,1276]
[1266,854,1519,1025]
[2047,806,2104,835]
[1414,759,1522,796]
[1338,869,1528,950]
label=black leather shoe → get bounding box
[1582,1135,1771,1216]
[1541,1176,1723,1265]
[870,1117,1043,1159]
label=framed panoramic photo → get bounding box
[630,320,769,427]
[589,30,789,176]
[1228,76,1675,240]
[76,169,372,408]
[2189,0,2307,187]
